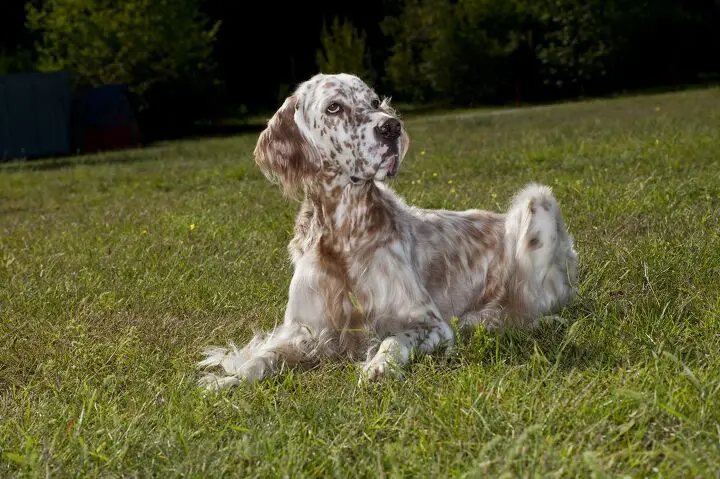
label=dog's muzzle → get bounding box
[375,118,402,141]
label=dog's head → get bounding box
[254,73,410,198]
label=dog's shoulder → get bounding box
[288,199,319,264]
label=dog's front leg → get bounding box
[359,295,455,383]
[198,256,332,390]
[360,317,454,382]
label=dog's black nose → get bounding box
[376,118,402,141]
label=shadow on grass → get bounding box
[1,149,163,173]
[439,309,612,376]
[494,324,607,371]
[0,123,267,173]
[143,122,266,143]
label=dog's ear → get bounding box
[254,95,318,199]
[399,126,410,163]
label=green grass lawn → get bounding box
[2,87,720,477]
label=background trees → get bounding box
[24,0,221,137]
[316,17,374,84]
[0,0,717,138]
[382,0,719,106]
[26,0,219,97]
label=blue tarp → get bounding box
[72,83,140,153]
[0,71,72,161]
[74,84,134,128]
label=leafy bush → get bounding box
[382,0,720,105]
[380,0,451,103]
[382,0,530,105]
[533,0,618,95]
[316,17,374,83]
[26,0,220,100]
[0,48,35,75]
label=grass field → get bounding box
[2,87,720,477]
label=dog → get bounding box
[198,73,578,390]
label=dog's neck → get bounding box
[303,179,396,249]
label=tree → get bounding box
[316,17,373,83]
[381,0,523,105]
[0,48,35,75]
[382,0,720,106]
[533,0,615,96]
[428,0,527,104]
[26,0,220,100]
[380,0,452,103]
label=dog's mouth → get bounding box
[385,154,399,177]
[380,139,401,179]
[373,153,399,181]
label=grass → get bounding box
[2,86,720,477]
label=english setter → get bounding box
[198,73,578,389]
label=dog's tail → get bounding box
[503,183,578,324]
[197,322,337,390]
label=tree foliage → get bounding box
[533,0,614,94]
[0,48,35,75]
[380,0,451,103]
[382,0,720,105]
[26,0,220,99]
[316,17,374,83]
[381,0,537,104]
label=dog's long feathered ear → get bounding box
[254,95,317,199]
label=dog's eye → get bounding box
[326,102,342,114]
[371,98,381,109]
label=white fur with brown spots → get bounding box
[198,73,579,389]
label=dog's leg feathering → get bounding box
[359,318,454,383]
[197,322,328,391]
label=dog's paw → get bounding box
[358,353,404,385]
[198,373,240,392]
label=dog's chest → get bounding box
[346,241,429,320]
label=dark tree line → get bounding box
[1,0,719,139]
[379,0,720,106]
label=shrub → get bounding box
[316,17,374,83]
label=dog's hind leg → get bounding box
[503,183,578,325]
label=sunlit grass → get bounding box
[1,87,719,477]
